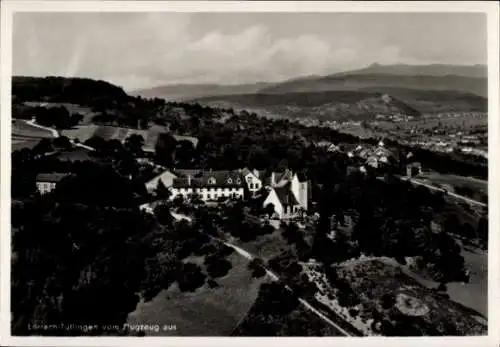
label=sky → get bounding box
[12,12,487,91]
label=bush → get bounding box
[251,266,266,279]
[154,205,173,225]
[207,278,219,289]
[258,223,275,236]
[248,257,264,270]
[206,258,232,279]
[177,263,206,292]
[239,230,258,242]
[214,244,234,258]
[268,251,296,275]
[248,258,266,279]
[256,282,299,316]
[290,273,318,299]
[349,308,359,318]
[437,282,447,292]
[381,293,396,310]
[196,243,217,256]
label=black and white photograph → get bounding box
[1,1,499,344]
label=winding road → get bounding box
[399,175,487,207]
[24,119,96,151]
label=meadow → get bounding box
[127,253,268,336]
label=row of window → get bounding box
[37,182,56,194]
[175,187,243,194]
[172,190,243,200]
[207,177,242,185]
[248,182,261,190]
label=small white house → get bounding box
[145,170,178,194]
[241,168,263,198]
[36,173,67,194]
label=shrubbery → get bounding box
[206,258,233,279]
[248,258,267,279]
[176,263,206,292]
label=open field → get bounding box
[447,248,487,318]
[11,136,41,151]
[127,252,268,336]
[338,125,379,139]
[11,119,54,139]
[62,125,149,143]
[11,119,55,151]
[419,172,487,201]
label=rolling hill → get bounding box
[194,90,423,121]
[132,64,488,101]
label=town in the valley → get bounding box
[10,11,489,338]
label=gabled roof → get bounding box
[146,170,178,188]
[172,134,199,148]
[171,170,244,188]
[241,168,252,177]
[407,162,422,168]
[36,173,68,183]
[295,172,307,182]
[272,169,293,184]
[174,169,203,178]
[274,183,300,207]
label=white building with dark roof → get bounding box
[36,173,68,194]
[240,168,263,198]
[145,170,178,193]
[262,171,309,219]
[169,170,245,201]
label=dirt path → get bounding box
[25,119,59,138]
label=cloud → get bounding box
[12,12,486,90]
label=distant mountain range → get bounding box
[132,63,488,100]
[331,63,487,78]
[130,82,273,101]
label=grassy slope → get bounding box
[127,253,268,336]
[11,119,55,151]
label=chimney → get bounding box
[271,172,276,186]
[187,175,191,186]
